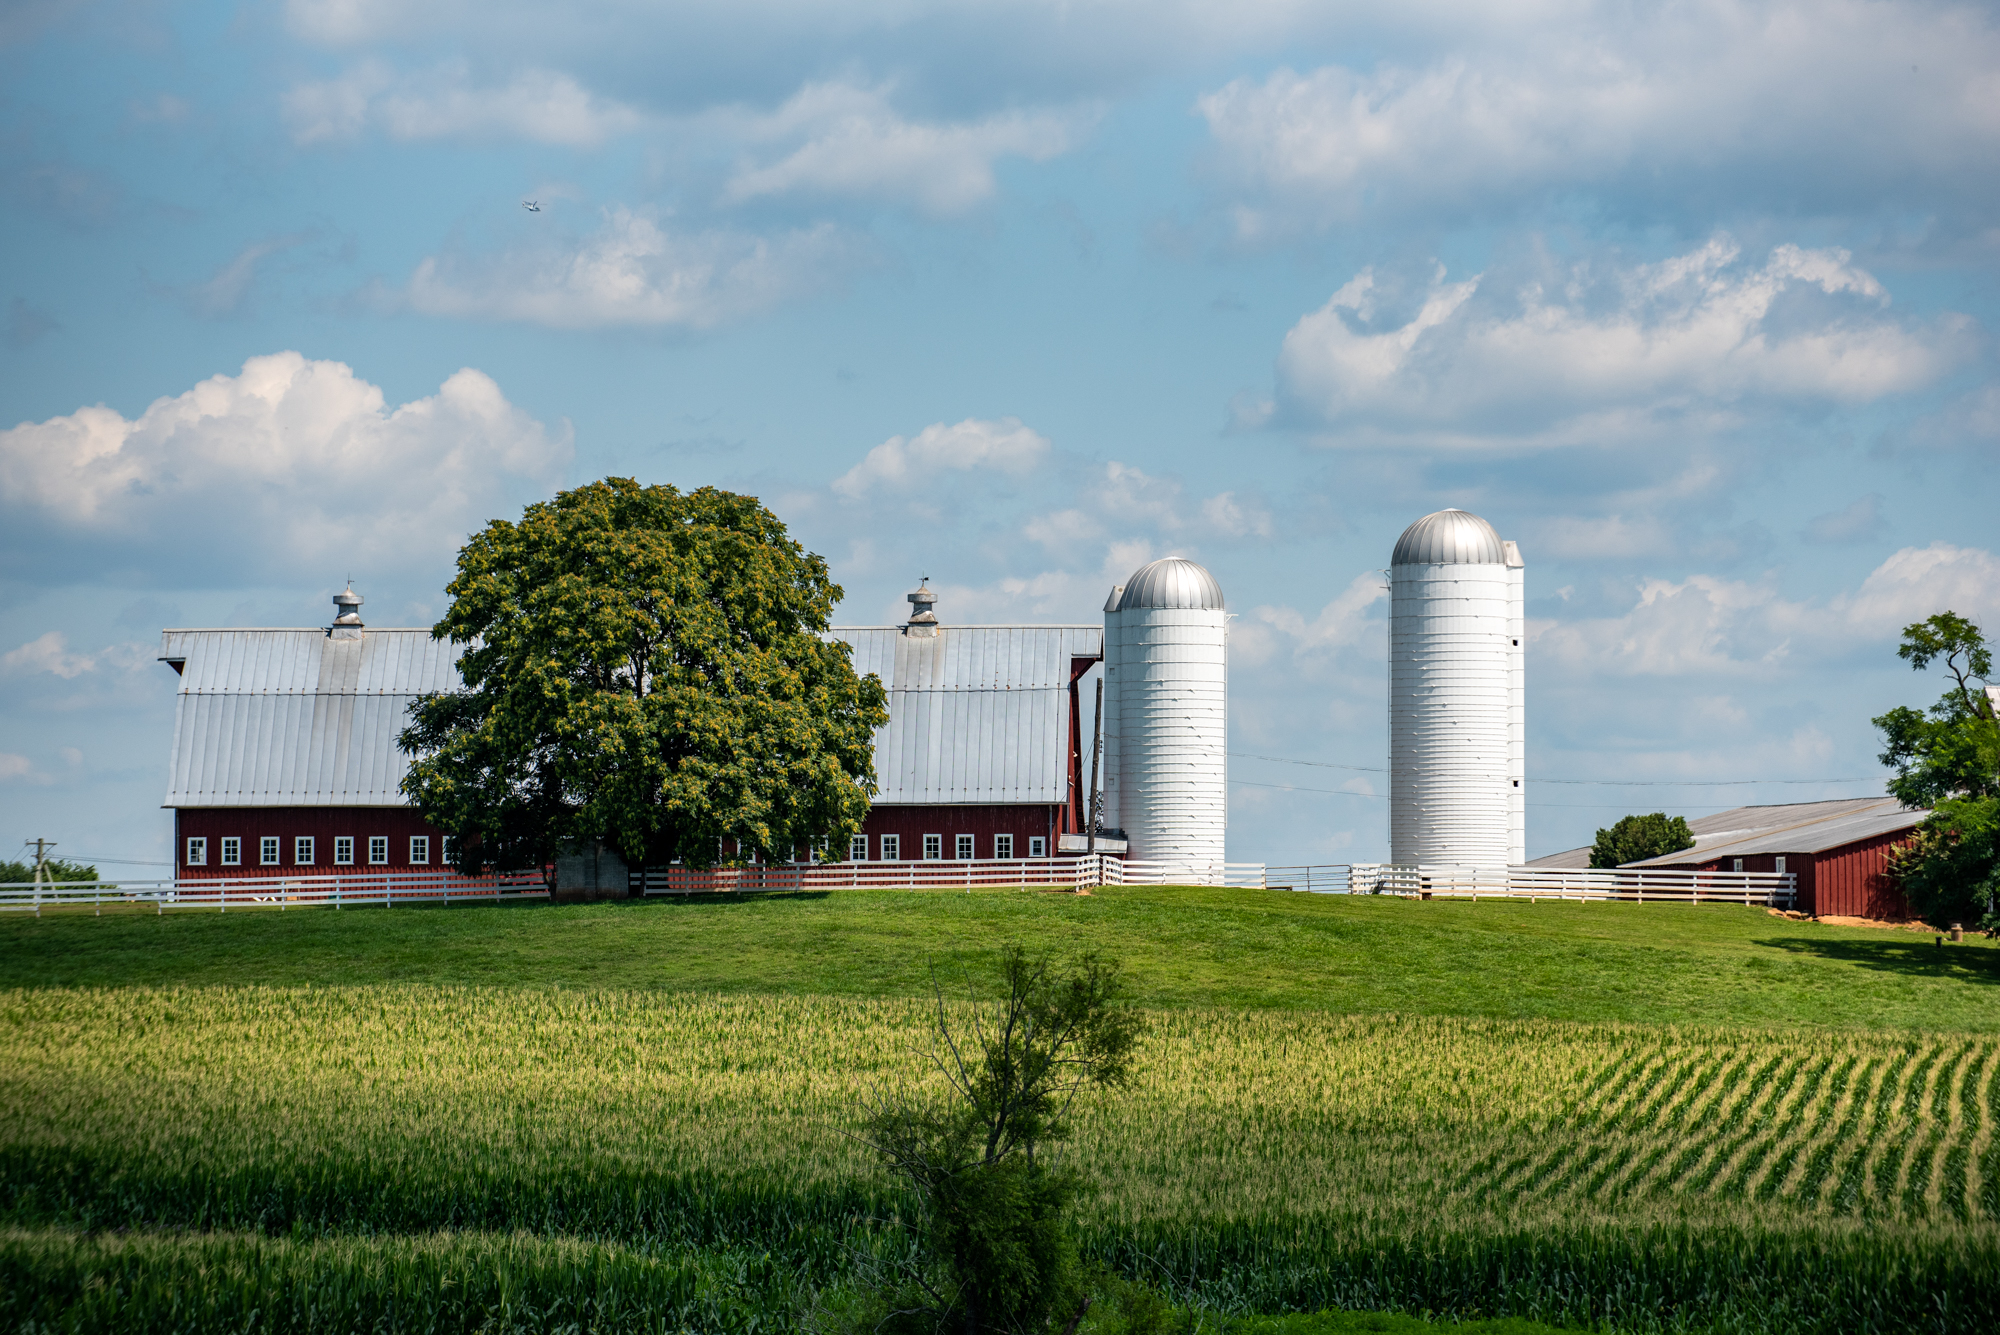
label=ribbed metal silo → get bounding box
[1389,510,1525,867]
[1098,583,1125,839]
[1108,558,1228,877]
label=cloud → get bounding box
[285,60,647,146]
[1801,494,1888,546]
[1198,1,2000,235]
[0,752,45,784]
[833,417,1050,497]
[0,351,570,582]
[1272,238,1971,444]
[1534,542,2000,680]
[181,233,316,317]
[403,208,853,329]
[2,631,100,679]
[719,82,1084,215]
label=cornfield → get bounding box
[3,985,1995,1331]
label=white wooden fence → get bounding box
[633,856,1268,894]
[1266,863,1796,906]
[0,870,548,915]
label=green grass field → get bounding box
[4,887,1997,1333]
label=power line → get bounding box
[1228,779,1799,812]
[1228,751,1880,787]
[64,856,173,866]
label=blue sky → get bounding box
[4,0,1999,870]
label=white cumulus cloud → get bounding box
[0,351,570,579]
[1273,238,1970,444]
[285,60,647,146]
[404,209,853,329]
[1199,1,2000,234]
[719,82,1085,216]
[833,417,1051,497]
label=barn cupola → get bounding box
[904,579,939,638]
[330,583,364,640]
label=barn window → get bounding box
[1774,856,1786,875]
[849,834,868,861]
[295,836,314,865]
[185,837,207,866]
[956,834,974,860]
[410,836,430,865]
[260,837,280,866]
[994,834,1014,859]
[334,837,354,866]
[880,834,901,860]
[924,834,942,860]
[368,836,388,865]
[1732,858,1744,873]
[441,836,457,865]
[1028,836,1046,858]
[220,837,240,866]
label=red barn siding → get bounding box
[858,805,1062,860]
[1812,830,1914,919]
[175,807,448,878]
[1647,831,1917,918]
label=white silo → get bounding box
[1105,558,1228,877]
[1389,510,1525,867]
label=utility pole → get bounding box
[1086,677,1103,855]
[26,838,54,917]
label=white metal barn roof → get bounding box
[159,628,461,808]
[829,624,1103,804]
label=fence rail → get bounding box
[0,871,549,915]
[1265,863,1795,906]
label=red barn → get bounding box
[827,582,1106,863]
[159,583,1110,887]
[1529,797,1927,918]
[158,588,457,880]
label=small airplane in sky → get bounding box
[522,200,540,212]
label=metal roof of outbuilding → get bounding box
[160,628,460,808]
[1392,509,1507,565]
[829,624,1103,804]
[1523,796,1925,868]
[1116,558,1224,611]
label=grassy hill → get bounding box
[4,885,1995,1029]
[4,887,1996,1334]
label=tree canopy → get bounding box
[399,479,889,872]
[1589,812,1696,869]
[1874,612,1999,928]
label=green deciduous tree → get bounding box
[1589,812,1696,869]
[399,479,889,873]
[0,857,98,884]
[1874,612,2000,928]
[859,947,1142,1335]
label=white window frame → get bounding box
[334,836,354,866]
[1774,856,1786,875]
[1732,857,1744,873]
[879,833,901,861]
[295,836,314,866]
[441,836,457,866]
[410,836,430,865]
[260,836,280,866]
[955,833,974,860]
[185,837,207,867]
[994,834,1014,860]
[220,837,241,867]
[368,836,389,865]
[923,834,943,860]
[849,834,868,861]
[1028,836,1046,858]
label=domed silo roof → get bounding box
[1117,558,1224,611]
[1392,509,1505,565]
